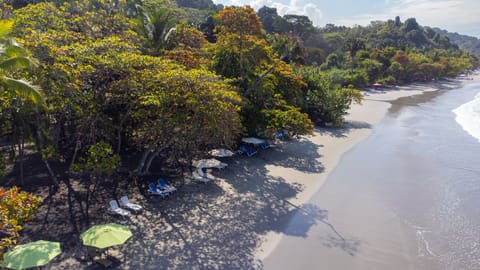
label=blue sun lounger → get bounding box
[147,183,170,198]
[157,178,176,193]
[238,145,257,157]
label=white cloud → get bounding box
[250,0,324,25]
[335,0,480,36]
[212,0,480,37]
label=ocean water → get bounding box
[264,80,480,270]
[453,91,480,143]
[379,81,480,269]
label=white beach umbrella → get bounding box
[208,149,235,157]
[241,137,266,145]
[192,158,227,169]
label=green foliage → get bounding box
[262,104,313,138]
[133,64,243,164]
[2,1,476,182]
[72,142,120,176]
[0,186,41,260]
[297,67,363,126]
[432,27,480,56]
[176,0,217,10]
[0,19,44,107]
[323,68,369,87]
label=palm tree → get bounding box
[343,36,366,70]
[0,19,46,186]
[0,20,44,106]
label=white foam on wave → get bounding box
[453,92,480,143]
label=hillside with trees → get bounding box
[432,28,480,56]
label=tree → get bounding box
[214,6,262,37]
[71,142,120,224]
[132,64,243,174]
[283,14,314,41]
[343,36,365,70]
[403,17,419,33]
[297,67,363,126]
[0,19,46,186]
[257,6,279,33]
[213,6,313,137]
[214,6,265,83]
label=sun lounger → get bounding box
[157,178,176,193]
[259,142,270,149]
[238,145,257,157]
[192,170,210,183]
[147,183,170,198]
[108,200,130,217]
[119,196,143,213]
[198,167,216,180]
[275,130,288,139]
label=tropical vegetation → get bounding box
[0,0,478,256]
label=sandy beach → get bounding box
[256,81,453,260]
[259,72,480,269]
[14,73,479,269]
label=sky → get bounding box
[212,0,480,38]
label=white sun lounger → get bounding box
[192,170,210,183]
[120,196,143,213]
[108,200,130,217]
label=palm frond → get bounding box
[0,56,35,70]
[3,77,46,107]
[4,44,28,57]
[0,20,13,39]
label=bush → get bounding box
[296,67,363,126]
[377,75,397,85]
[0,187,41,260]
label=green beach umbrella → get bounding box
[81,223,132,249]
[1,240,61,269]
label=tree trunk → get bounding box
[35,107,60,187]
[69,137,82,170]
[116,106,131,154]
[244,64,277,98]
[143,150,161,175]
[18,134,24,186]
[136,149,152,175]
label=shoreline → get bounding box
[256,73,480,262]
[11,73,480,269]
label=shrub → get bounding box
[0,187,41,260]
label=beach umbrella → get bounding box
[208,148,234,157]
[81,223,132,249]
[192,158,227,169]
[1,240,61,269]
[241,137,266,145]
[372,82,383,87]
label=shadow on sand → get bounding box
[316,121,372,138]
[15,138,358,269]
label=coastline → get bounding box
[256,73,480,263]
[15,73,480,269]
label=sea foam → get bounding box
[453,92,480,143]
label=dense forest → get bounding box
[1,0,478,180]
[0,0,478,256]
